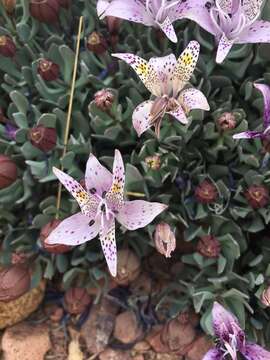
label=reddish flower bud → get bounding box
[154,223,176,258]
[40,219,73,254]
[245,185,269,209]
[29,125,57,152]
[87,31,108,54]
[106,16,122,35]
[2,0,16,14]
[0,154,17,189]
[37,58,59,81]
[261,287,270,307]
[11,252,29,265]
[145,155,161,170]
[217,112,236,131]
[0,107,7,123]
[94,89,114,111]
[29,0,60,23]
[64,287,92,314]
[197,235,221,258]
[0,36,16,58]
[195,180,218,204]
[0,264,31,302]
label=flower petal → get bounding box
[116,200,167,230]
[132,100,154,137]
[105,149,125,210]
[47,212,100,246]
[85,154,113,197]
[172,41,200,93]
[212,302,243,341]
[216,0,233,13]
[233,131,263,139]
[112,53,161,96]
[178,0,217,35]
[158,16,177,43]
[254,83,270,128]
[202,348,223,360]
[243,342,270,360]
[238,20,270,44]
[53,167,99,217]
[216,34,234,63]
[167,105,188,124]
[242,0,264,22]
[99,219,117,277]
[179,88,210,113]
[148,54,177,92]
[97,0,153,24]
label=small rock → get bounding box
[185,335,213,360]
[2,322,51,360]
[133,341,151,352]
[68,340,83,360]
[99,348,131,360]
[81,297,119,354]
[132,356,144,360]
[49,306,64,322]
[146,325,170,353]
[114,310,143,344]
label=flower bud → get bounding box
[245,185,269,209]
[94,89,114,111]
[0,154,17,189]
[217,112,236,131]
[261,287,270,306]
[87,31,108,55]
[197,235,221,258]
[2,0,16,14]
[29,0,60,23]
[145,155,161,170]
[0,264,31,302]
[37,58,59,81]
[195,180,218,204]
[64,287,92,314]
[115,249,141,286]
[29,125,57,152]
[40,219,73,254]
[106,16,122,35]
[0,36,16,57]
[0,107,6,123]
[154,223,176,258]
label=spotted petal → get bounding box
[254,83,270,128]
[148,54,177,94]
[47,212,100,246]
[105,150,125,211]
[53,167,98,217]
[112,53,161,96]
[99,219,117,277]
[202,348,223,360]
[85,154,113,197]
[172,41,200,93]
[233,131,263,139]
[212,302,244,344]
[179,88,210,113]
[158,16,177,43]
[166,105,188,124]
[216,34,234,63]
[132,100,154,137]
[116,200,167,230]
[97,0,153,25]
[242,0,264,22]
[243,342,270,360]
[238,20,270,44]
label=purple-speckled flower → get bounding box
[47,150,167,276]
[233,83,270,140]
[97,0,195,43]
[184,0,270,63]
[113,41,210,138]
[203,302,270,360]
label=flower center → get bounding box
[95,193,115,227]
[146,0,180,23]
